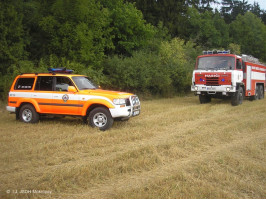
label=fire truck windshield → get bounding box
[197,56,235,70]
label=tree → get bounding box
[221,0,251,23]
[230,12,266,61]
[100,0,155,55]
[187,7,229,48]
[0,1,28,74]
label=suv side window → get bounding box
[35,76,53,91]
[15,78,35,90]
[55,77,74,91]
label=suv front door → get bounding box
[51,76,80,115]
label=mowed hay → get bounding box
[0,96,265,198]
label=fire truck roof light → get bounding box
[203,50,230,55]
[48,68,73,74]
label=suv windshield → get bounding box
[197,56,235,70]
[72,76,98,90]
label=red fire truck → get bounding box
[191,50,266,106]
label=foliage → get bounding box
[230,12,266,61]
[187,7,230,48]
[103,38,200,97]
[1,0,266,99]
[0,1,28,74]
[228,43,241,55]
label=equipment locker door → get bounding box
[246,65,252,91]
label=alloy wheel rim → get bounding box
[93,112,107,127]
[22,109,32,122]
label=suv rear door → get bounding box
[34,76,53,113]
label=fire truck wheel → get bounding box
[258,85,264,99]
[231,87,244,106]
[19,104,40,123]
[249,86,259,101]
[199,95,211,104]
[88,107,114,131]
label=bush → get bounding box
[103,38,200,97]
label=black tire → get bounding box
[250,86,259,101]
[258,85,264,99]
[199,94,211,104]
[231,87,244,106]
[88,107,114,131]
[19,104,39,123]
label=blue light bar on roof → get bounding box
[48,68,73,74]
[203,50,230,55]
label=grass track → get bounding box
[0,96,265,198]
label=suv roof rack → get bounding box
[19,68,74,75]
[20,73,45,75]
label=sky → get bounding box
[248,0,266,10]
[213,0,266,11]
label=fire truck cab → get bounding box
[191,50,266,106]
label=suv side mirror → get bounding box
[68,86,77,93]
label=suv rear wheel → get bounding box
[19,104,39,123]
[88,107,114,131]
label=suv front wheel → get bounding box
[88,107,114,131]
[19,104,39,123]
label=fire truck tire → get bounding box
[258,85,264,99]
[88,107,114,131]
[199,95,211,104]
[231,87,244,106]
[19,104,40,123]
[250,86,259,101]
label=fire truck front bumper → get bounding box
[191,85,236,95]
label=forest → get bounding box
[1,0,266,99]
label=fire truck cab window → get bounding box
[236,59,242,70]
[198,56,235,70]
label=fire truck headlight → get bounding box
[195,86,198,91]
[226,87,230,92]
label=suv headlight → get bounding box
[113,98,126,105]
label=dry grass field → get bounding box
[0,95,265,199]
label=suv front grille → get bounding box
[206,77,219,86]
[125,98,130,106]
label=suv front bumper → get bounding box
[109,95,140,118]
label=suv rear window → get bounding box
[15,78,35,90]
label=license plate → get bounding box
[133,110,140,116]
[207,87,215,90]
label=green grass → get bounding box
[0,96,265,198]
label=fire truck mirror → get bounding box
[237,59,242,70]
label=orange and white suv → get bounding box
[6,68,141,130]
